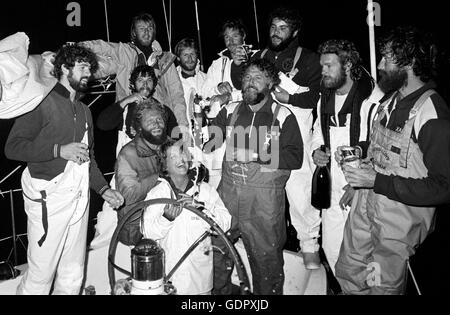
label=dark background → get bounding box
[0,0,449,294]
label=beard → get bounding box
[378,68,408,94]
[141,128,167,145]
[323,68,347,90]
[137,86,152,98]
[269,33,296,52]
[242,86,268,105]
[180,61,196,72]
[68,71,89,92]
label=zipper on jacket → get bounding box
[249,112,256,139]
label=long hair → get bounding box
[318,39,363,81]
[51,44,98,80]
[379,26,438,82]
[130,13,156,43]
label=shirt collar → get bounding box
[54,82,71,99]
[396,81,437,109]
[244,95,274,114]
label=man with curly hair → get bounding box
[335,26,450,294]
[209,59,303,295]
[252,6,323,269]
[5,44,124,295]
[310,39,384,274]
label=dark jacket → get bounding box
[5,83,108,195]
[115,134,161,245]
[210,95,303,170]
[252,40,322,110]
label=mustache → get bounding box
[271,35,283,41]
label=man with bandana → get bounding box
[5,44,124,294]
[209,59,303,295]
[252,6,323,270]
[335,26,450,294]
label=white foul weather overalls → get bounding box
[142,179,231,295]
[336,90,437,294]
[18,125,90,295]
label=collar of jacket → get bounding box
[395,81,437,110]
[242,94,275,114]
[267,39,299,57]
[134,135,160,158]
[53,82,83,102]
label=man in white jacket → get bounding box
[310,40,384,275]
[142,139,231,295]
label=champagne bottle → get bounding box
[311,145,331,210]
[192,94,205,146]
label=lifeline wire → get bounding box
[253,0,260,48]
[104,0,110,42]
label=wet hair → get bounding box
[130,12,156,43]
[318,39,363,81]
[221,19,247,39]
[242,59,281,89]
[133,98,168,134]
[379,26,438,82]
[174,38,199,58]
[129,65,158,93]
[52,44,98,80]
[268,6,302,32]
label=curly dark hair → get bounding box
[379,26,438,82]
[221,19,247,39]
[133,98,168,134]
[129,65,158,93]
[51,44,98,80]
[268,6,302,32]
[318,39,363,81]
[174,38,199,58]
[130,12,156,43]
[242,59,281,89]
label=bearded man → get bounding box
[310,39,383,275]
[114,99,170,246]
[5,44,124,295]
[335,26,450,295]
[251,6,323,269]
[208,59,303,295]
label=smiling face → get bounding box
[140,108,167,145]
[133,20,155,47]
[134,74,155,97]
[269,18,298,51]
[67,61,92,92]
[165,145,189,177]
[179,47,198,72]
[241,65,273,105]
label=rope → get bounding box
[0,166,22,186]
[162,0,171,51]
[253,0,260,48]
[104,0,110,42]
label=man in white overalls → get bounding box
[335,26,450,294]
[5,44,124,295]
